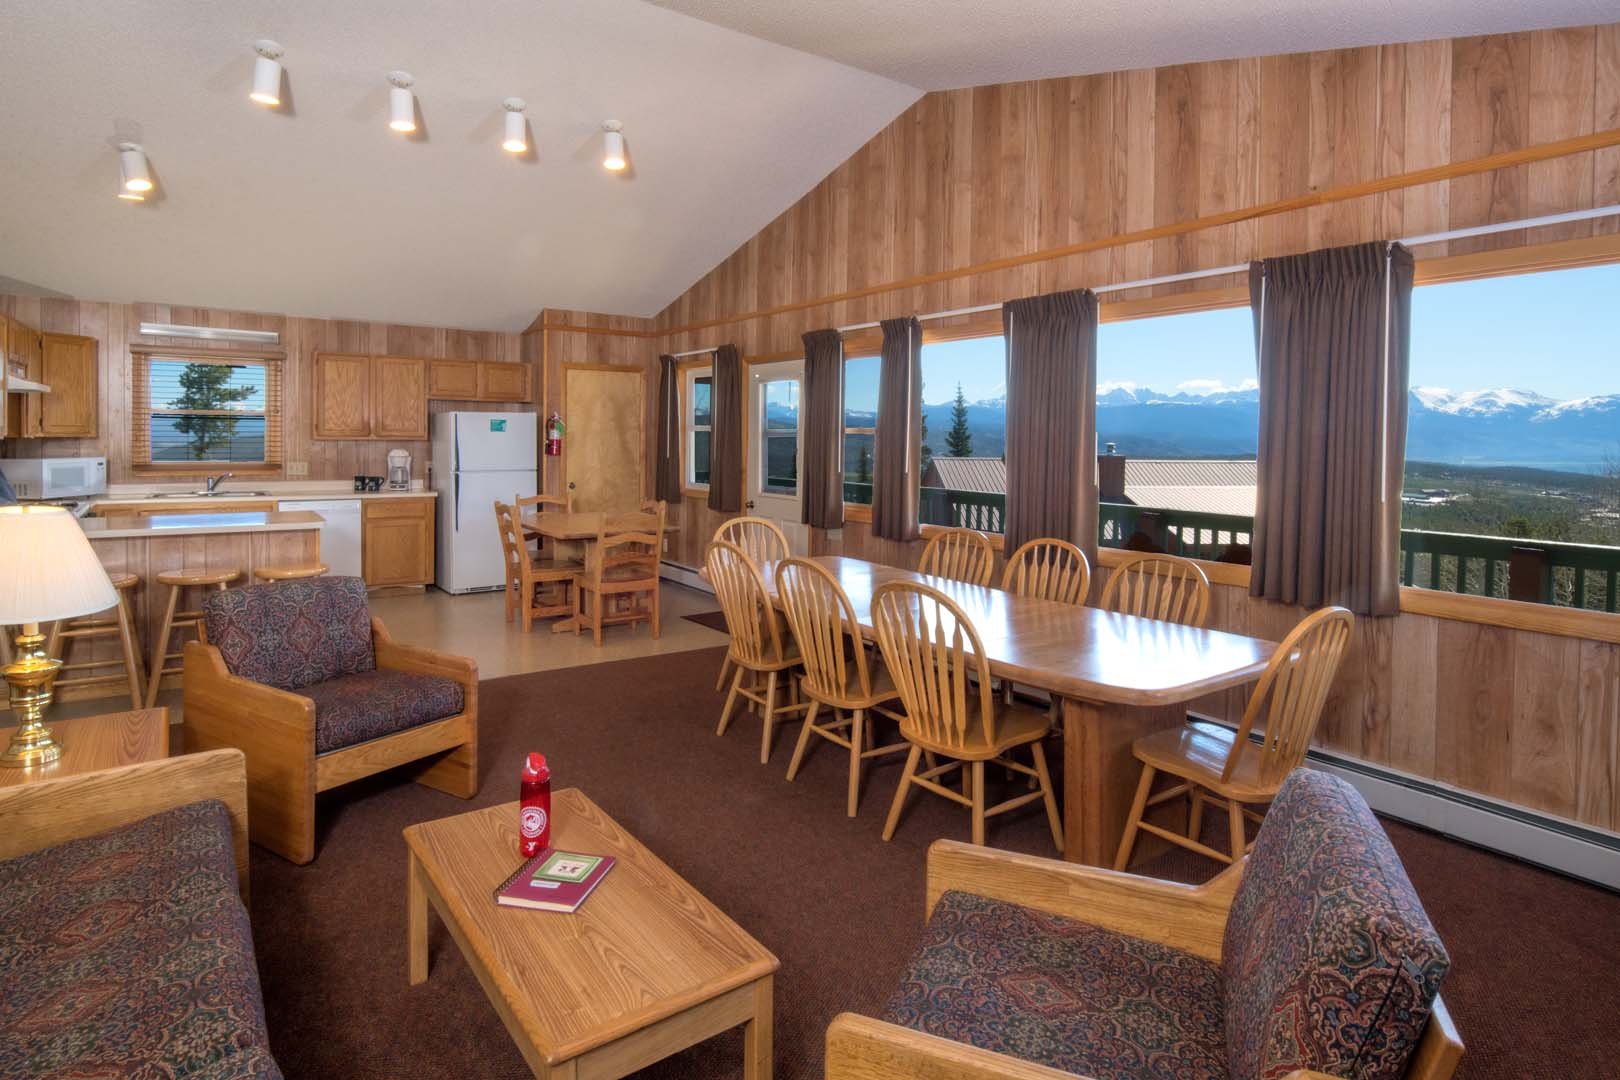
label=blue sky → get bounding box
[846,262,1620,407]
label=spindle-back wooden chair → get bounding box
[709,517,791,689]
[707,540,809,764]
[1098,551,1211,627]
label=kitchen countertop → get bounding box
[82,510,327,540]
[91,485,437,509]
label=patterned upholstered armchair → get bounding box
[183,577,477,864]
[827,769,1463,1080]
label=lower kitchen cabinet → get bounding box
[362,497,435,587]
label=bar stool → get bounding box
[252,563,328,583]
[45,573,146,709]
[146,567,240,708]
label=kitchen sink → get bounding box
[149,490,272,498]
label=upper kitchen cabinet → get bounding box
[313,352,372,438]
[477,361,530,402]
[9,327,96,439]
[425,358,531,402]
[371,355,428,439]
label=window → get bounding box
[918,335,1007,532]
[843,354,878,504]
[761,375,800,495]
[1402,262,1620,610]
[132,353,282,469]
[1094,305,1257,559]
[684,366,712,488]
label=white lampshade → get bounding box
[602,125,626,171]
[250,41,283,106]
[119,142,153,193]
[0,506,118,625]
[502,99,527,154]
[388,71,417,133]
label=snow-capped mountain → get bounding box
[1410,387,1558,416]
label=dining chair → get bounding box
[574,501,664,645]
[707,540,809,764]
[1001,537,1091,604]
[870,580,1063,851]
[917,527,996,586]
[777,557,910,816]
[710,516,791,690]
[1098,550,1211,627]
[496,501,581,631]
[515,492,571,553]
[1114,604,1355,871]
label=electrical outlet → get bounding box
[286,461,309,478]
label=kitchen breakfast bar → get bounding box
[64,511,323,703]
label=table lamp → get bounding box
[0,506,118,768]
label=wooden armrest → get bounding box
[372,617,477,688]
[827,1013,1084,1080]
[183,642,315,736]
[0,745,251,901]
[926,840,1240,963]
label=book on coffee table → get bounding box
[495,848,615,913]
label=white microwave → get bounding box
[0,456,108,499]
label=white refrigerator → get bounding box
[431,411,538,594]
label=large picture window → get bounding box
[684,366,712,488]
[918,335,1007,532]
[1094,305,1257,559]
[1402,262,1620,610]
[843,354,878,505]
[132,353,282,469]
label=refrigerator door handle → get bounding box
[454,474,460,532]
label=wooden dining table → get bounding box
[752,556,1278,866]
[521,510,676,633]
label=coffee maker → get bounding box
[386,449,412,490]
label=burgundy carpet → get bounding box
[248,646,1620,1079]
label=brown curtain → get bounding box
[654,354,681,503]
[1250,241,1413,616]
[707,344,744,514]
[1003,289,1099,563]
[872,317,921,542]
[801,328,845,529]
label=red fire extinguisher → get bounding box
[545,412,564,457]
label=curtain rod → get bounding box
[680,204,1620,353]
[670,346,717,358]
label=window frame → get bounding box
[130,349,284,475]
[680,360,713,494]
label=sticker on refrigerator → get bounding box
[490,419,507,432]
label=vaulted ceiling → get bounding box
[0,0,1608,332]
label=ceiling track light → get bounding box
[501,98,528,154]
[387,70,416,133]
[117,142,152,200]
[601,121,626,172]
[250,39,284,106]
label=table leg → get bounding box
[1060,698,1188,865]
[407,849,429,985]
[550,537,588,633]
[742,974,774,1080]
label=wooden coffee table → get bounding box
[405,789,778,1079]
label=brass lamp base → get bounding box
[2,626,64,769]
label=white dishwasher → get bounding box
[278,499,364,578]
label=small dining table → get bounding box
[752,555,1278,866]
[520,510,675,633]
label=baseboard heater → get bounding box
[649,563,1620,891]
[1187,713,1620,892]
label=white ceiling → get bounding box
[0,0,918,331]
[648,0,1615,90]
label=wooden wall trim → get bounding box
[651,126,1620,340]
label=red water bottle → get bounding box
[519,753,552,858]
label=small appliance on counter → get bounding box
[0,456,107,500]
[387,449,413,490]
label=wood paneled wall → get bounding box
[0,294,528,484]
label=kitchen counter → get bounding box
[88,486,437,511]
[82,510,326,540]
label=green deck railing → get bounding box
[843,482,1619,612]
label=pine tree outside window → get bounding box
[132,352,283,471]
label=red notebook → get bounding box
[494,849,615,913]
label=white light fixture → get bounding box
[501,98,528,154]
[387,70,416,133]
[137,322,281,345]
[250,40,283,106]
[601,121,626,172]
[117,142,152,196]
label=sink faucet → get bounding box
[205,471,234,493]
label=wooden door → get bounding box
[313,352,371,438]
[31,332,96,438]
[371,356,427,439]
[563,364,646,513]
[362,499,435,586]
[427,359,479,399]
[478,361,530,402]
